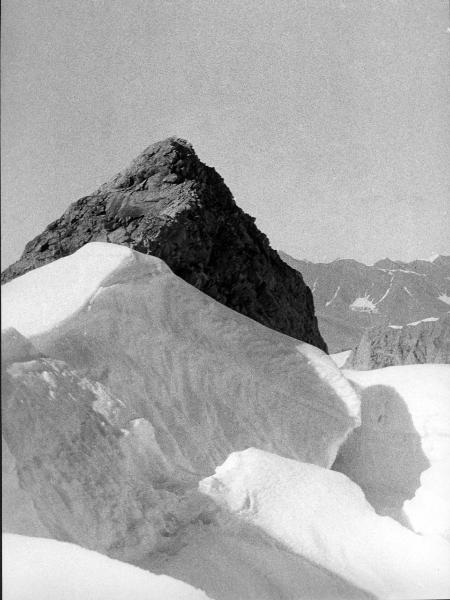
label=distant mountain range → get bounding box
[279,252,450,353]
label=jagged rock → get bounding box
[1,137,326,350]
[345,314,450,369]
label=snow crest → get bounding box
[1,242,171,337]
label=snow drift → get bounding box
[2,242,359,562]
[2,242,359,474]
[201,448,450,599]
[333,365,450,538]
[3,242,450,599]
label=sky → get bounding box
[1,0,449,269]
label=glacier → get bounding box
[2,242,450,599]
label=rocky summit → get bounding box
[1,137,326,351]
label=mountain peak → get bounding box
[1,138,326,350]
[97,136,211,194]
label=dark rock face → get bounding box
[279,251,450,353]
[345,314,450,370]
[1,138,326,351]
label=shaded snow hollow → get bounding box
[335,365,450,540]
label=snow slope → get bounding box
[1,242,164,338]
[201,448,450,600]
[333,365,450,538]
[141,518,371,600]
[3,534,211,600]
[5,243,449,598]
[2,242,366,585]
[2,242,359,476]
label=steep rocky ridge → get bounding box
[279,251,450,352]
[345,314,450,369]
[1,138,325,350]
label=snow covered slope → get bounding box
[201,448,450,600]
[2,243,359,475]
[2,243,360,565]
[333,365,450,538]
[3,243,450,599]
[3,534,211,600]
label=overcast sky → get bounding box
[2,0,449,268]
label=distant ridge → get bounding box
[279,251,450,353]
[345,314,450,369]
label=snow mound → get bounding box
[334,365,450,538]
[200,448,450,600]
[3,534,211,600]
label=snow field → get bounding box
[3,534,212,600]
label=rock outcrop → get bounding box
[346,314,450,369]
[1,137,326,350]
[279,251,450,352]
